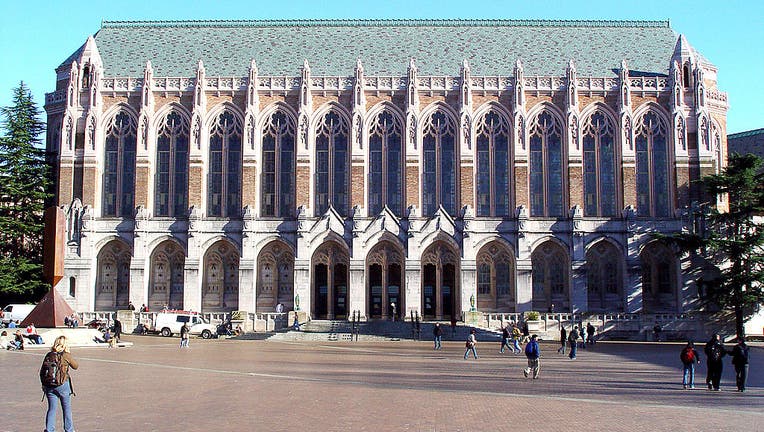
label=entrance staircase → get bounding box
[265,319,501,342]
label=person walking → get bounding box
[680,341,701,389]
[730,336,750,392]
[523,335,541,379]
[179,322,190,348]
[704,333,726,391]
[499,325,512,353]
[586,322,596,345]
[511,323,522,354]
[464,329,478,360]
[42,335,78,432]
[557,326,567,355]
[579,324,587,349]
[521,321,530,344]
[113,318,122,343]
[568,326,579,360]
[433,323,443,350]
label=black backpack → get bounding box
[40,352,67,388]
[709,344,724,362]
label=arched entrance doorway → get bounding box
[312,242,349,319]
[202,240,240,312]
[476,241,516,312]
[531,240,570,312]
[95,240,131,311]
[256,241,295,312]
[640,241,678,313]
[421,241,460,320]
[366,241,405,320]
[149,240,185,310]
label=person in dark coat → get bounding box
[730,336,750,392]
[568,326,579,360]
[557,326,567,354]
[433,323,443,350]
[704,334,726,391]
[113,318,122,342]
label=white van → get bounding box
[151,311,217,339]
[2,304,35,325]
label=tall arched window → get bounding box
[583,111,617,217]
[261,110,295,217]
[476,110,510,217]
[103,111,137,217]
[422,110,457,216]
[155,111,189,217]
[315,110,349,216]
[529,111,563,217]
[635,112,670,217]
[208,110,242,218]
[368,110,403,216]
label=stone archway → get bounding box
[256,241,295,312]
[149,240,185,310]
[640,242,678,313]
[202,240,240,312]
[366,241,405,320]
[531,240,570,312]
[421,241,460,320]
[95,240,131,311]
[311,242,350,319]
[586,241,624,311]
[476,241,515,312]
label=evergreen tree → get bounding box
[671,153,764,337]
[0,81,51,301]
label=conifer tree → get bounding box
[0,82,51,301]
[672,153,764,337]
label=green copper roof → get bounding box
[83,19,679,77]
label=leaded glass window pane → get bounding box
[423,136,437,216]
[422,110,457,217]
[529,111,563,217]
[102,111,136,218]
[635,112,669,218]
[494,133,509,217]
[208,110,242,218]
[477,264,491,295]
[155,111,189,218]
[530,136,544,217]
[369,135,383,215]
[314,110,349,217]
[476,137,491,216]
[262,135,276,217]
[582,112,616,217]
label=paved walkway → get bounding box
[1,336,761,431]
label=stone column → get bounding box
[238,259,255,313]
[516,262,533,313]
[293,260,311,317]
[405,261,421,318]
[349,262,366,320]
[184,258,201,312]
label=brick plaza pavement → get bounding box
[1,336,761,432]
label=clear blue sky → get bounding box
[1,0,762,134]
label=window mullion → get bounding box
[274,133,280,216]
[168,135,175,216]
[222,135,228,217]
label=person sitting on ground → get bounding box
[8,320,17,328]
[13,330,24,350]
[64,315,71,328]
[0,331,13,350]
[25,323,43,344]
[235,324,243,336]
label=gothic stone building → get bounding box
[44,19,729,320]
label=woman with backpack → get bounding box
[680,341,701,389]
[42,335,78,432]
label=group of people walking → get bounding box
[682,334,750,392]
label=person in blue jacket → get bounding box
[523,334,541,379]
